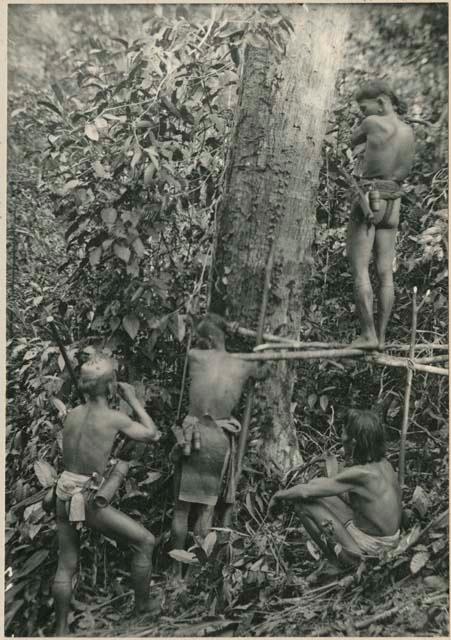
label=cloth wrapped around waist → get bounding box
[55,471,98,524]
[174,415,241,506]
[356,178,404,201]
[345,520,400,556]
[348,177,405,226]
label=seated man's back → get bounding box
[348,458,402,536]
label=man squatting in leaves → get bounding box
[52,356,160,636]
[271,409,402,564]
[170,313,270,576]
[347,80,415,350]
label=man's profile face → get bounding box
[341,424,354,460]
[357,98,380,117]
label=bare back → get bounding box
[63,405,125,475]
[188,349,256,420]
[348,458,402,536]
[361,115,414,180]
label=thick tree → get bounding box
[210,5,350,473]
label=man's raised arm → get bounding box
[117,382,160,442]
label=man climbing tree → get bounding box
[210,5,350,473]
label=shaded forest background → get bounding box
[6,3,448,637]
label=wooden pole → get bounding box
[398,288,418,487]
[235,242,276,482]
[227,347,448,376]
[254,340,448,352]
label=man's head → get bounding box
[79,346,97,365]
[79,356,116,399]
[342,408,386,464]
[355,80,407,117]
[194,313,227,350]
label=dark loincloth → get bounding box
[176,415,241,506]
[349,177,405,229]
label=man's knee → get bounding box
[139,530,155,553]
[376,268,394,287]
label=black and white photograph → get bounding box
[5,1,449,636]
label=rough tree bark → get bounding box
[210,6,350,473]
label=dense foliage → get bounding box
[6,4,448,636]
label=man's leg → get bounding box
[346,208,378,349]
[193,504,215,540]
[53,500,80,636]
[296,496,362,562]
[86,503,155,614]
[170,499,191,578]
[374,201,400,350]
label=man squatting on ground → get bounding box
[170,314,270,573]
[347,80,415,350]
[271,409,402,563]
[52,357,160,636]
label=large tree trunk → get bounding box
[210,6,350,473]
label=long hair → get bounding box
[347,409,386,463]
[355,80,408,116]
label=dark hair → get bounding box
[195,313,227,342]
[355,80,407,116]
[347,409,386,463]
[79,356,115,399]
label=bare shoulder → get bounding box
[334,465,375,484]
[362,115,393,133]
[188,348,206,362]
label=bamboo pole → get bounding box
[228,347,448,376]
[398,288,418,487]
[254,341,448,352]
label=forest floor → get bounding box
[65,518,449,638]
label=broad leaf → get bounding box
[410,550,430,575]
[101,207,117,225]
[93,160,106,178]
[168,549,199,564]
[34,460,57,488]
[113,244,131,263]
[17,550,49,578]
[122,314,140,340]
[84,123,99,141]
[89,246,102,266]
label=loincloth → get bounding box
[345,520,400,556]
[55,470,103,527]
[349,178,405,229]
[176,415,241,506]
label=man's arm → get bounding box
[272,466,372,502]
[117,382,160,442]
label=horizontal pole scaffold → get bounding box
[225,322,448,353]
[230,348,448,376]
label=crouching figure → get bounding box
[271,409,402,564]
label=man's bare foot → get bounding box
[350,336,379,350]
[377,340,385,352]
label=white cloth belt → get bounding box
[346,520,400,556]
[56,471,91,522]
